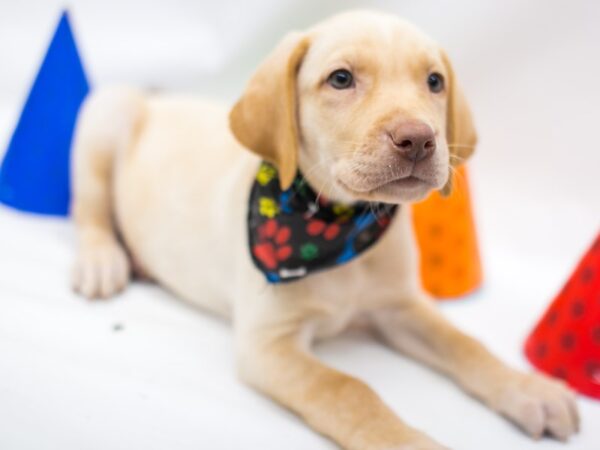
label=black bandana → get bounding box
[248,162,398,283]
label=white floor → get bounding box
[1,1,600,449]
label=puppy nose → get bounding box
[388,121,436,162]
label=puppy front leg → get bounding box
[236,329,447,450]
[371,297,579,441]
[70,89,142,298]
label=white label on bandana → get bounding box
[279,267,307,279]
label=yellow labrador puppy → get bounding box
[71,10,579,450]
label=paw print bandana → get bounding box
[248,162,398,283]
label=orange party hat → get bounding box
[412,165,482,299]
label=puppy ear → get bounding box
[229,33,310,190]
[442,51,478,165]
[440,51,477,195]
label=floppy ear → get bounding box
[229,33,310,190]
[440,51,478,195]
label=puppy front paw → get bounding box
[495,371,579,441]
[72,239,131,299]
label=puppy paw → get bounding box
[495,371,579,441]
[72,239,131,299]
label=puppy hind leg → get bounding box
[70,87,145,299]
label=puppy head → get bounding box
[230,10,477,204]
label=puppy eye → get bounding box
[427,72,444,93]
[327,69,354,89]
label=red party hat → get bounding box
[524,232,600,400]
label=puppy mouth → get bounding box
[336,174,432,196]
[374,175,427,191]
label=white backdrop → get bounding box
[0,1,599,450]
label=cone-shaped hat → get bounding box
[0,11,89,215]
[525,233,600,400]
[412,165,483,299]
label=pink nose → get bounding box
[388,121,436,162]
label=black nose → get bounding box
[388,121,436,162]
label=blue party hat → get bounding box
[0,11,90,215]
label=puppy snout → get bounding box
[388,121,436,162]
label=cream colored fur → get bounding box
[70,10,578,450]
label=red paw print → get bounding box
[253,219,292,270]
[306,219,340,241]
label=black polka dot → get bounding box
[581,267,594,283]
[584,360,600,382]
[560,333,576,350]
[591,326,600,344]
[547,310,559,325]
[429,224,443,238]
[571,300,585,318]
[429,254,444,267]
[553,367,568,380]
[535,342,548,359]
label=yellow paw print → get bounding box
[259,197,279,218]
[332,203,355,220]
[256,163,277,186]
